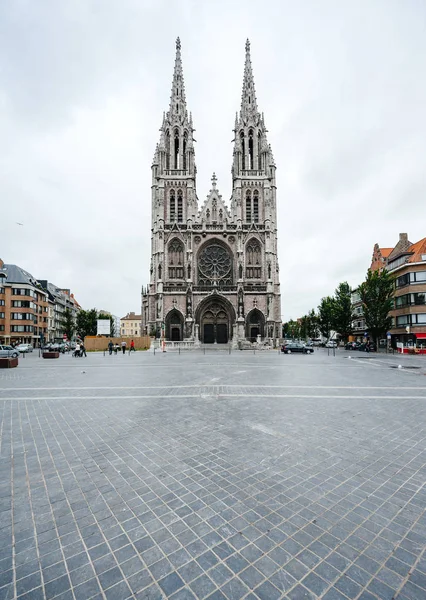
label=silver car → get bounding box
[16,343,33,353]
[0,345,19,358]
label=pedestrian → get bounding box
[130,339,135,352]
[80,343,87,357]
[108,340,113,355]
[121,340,127,354]
[114,343,119,355]
[74,342,81,357]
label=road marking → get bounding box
[1,385,426,391]
[1,394,425,401]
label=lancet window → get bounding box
[169,189,176,221]
[165,130,170,169]
[177,189,183,222]
[253,189,259,223]
[248,129,254,170]
[246,239,261,279]
[183,132,187,170]
[240,131,245,170]
[168,239,184,279]
[258,131,262,170]
[174,129,179,169]
[246,190,252,222]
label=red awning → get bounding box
[416,333,426,339]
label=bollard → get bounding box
[204,347,205,355]
[229,346,231,355]
[179,346,181,355]
[154,346,156,355]
[103,350,105,357]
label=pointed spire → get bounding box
[240,38,258,120]
[169,37,187,119]
[211,172,217,189]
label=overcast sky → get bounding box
[1,0,426,320]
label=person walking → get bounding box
[80,343,87,357]
[74,342,80,357]
[114,343,119,355]
[121,340,127,354]
[130,340,135,352]
[108,340,113,355]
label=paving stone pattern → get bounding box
[0,349,426,599]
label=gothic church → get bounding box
[142,39,281,345]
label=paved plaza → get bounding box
[1,348,426,600]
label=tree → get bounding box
[98,312,115,337]
[284,319,300,339]
[317,296,335,340]
[76,308,98,339]
[299,316,308,340]
[359,269,394,346]
[62,308,75,341]
[307,309,319,339]
[332,282,353,342]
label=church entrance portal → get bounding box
[165,309,184,341]
[197,297,234,344]
[246,309,265,342]
[201,307,228,344]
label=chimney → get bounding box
[399,233,408,242]
[0,259,4,269]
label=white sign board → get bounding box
[97,319,110,335]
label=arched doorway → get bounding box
[195,296,235,344]
[245,309,265,342]
[165,309,184,341]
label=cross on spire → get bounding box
[211,172,217,188]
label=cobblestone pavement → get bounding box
[1,349,426,599]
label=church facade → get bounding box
[141,39,281,345]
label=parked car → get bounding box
[0,345,19,358]
[325,340,337,348]
[15,343,33,353]
[281,342,314,354]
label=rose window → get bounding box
[198,244,232,286]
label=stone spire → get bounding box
[240,39,258,120]
[168,37,187,121]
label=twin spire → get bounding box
[167,37,259,124]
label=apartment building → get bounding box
[386,234,426,348]
[38,281,81,342]
[120,312,142,337]
[0,259,48,346]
